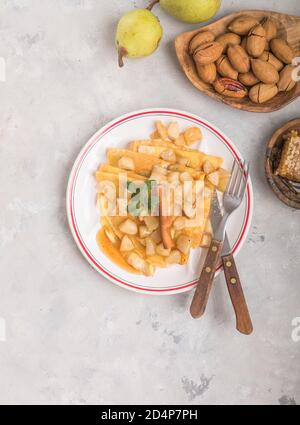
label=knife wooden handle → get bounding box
[190,239,223,319]
[222,253,253,335]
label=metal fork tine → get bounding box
[238,161,250,200]
[234,159,245,197]
[213,158,249,243]
[227,160,238,195]
[233,160,241,195]
[225,160,236,194]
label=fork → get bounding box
[190,159,249,319]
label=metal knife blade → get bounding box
[210,191,223,231]
[222,233,232,257]
[210,191,232,257]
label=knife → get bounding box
[221,233,253,335]
[189,192,225,318]
[190,192,253,334]
[214,195,253,335]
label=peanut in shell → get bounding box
[249,83,278,103]
[216,55,238,80]
[270,38,295,64]
[261,17,278,41]
[246,24,266,57]
[228,16,259,35]
[239,72,260,86]
[193,41,223,66]
[189,31,215,55]
[227,45,250,73]
[258,51,284,72]
[278,65,297,92]
[196,62,217,84]
[251,59,279,84]
[216,33,241,53]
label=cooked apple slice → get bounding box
[119,219,138,235]
[176,235,192,256]
[107,149,168,176]
[206,171,219,187]
[120,235,134,252]
[118,156,135,171]
[168,122,180,141]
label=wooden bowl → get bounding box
[175,10,300,113]
[265,118,300,209]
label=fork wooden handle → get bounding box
[222,254,253,335]
[190,239,223,319]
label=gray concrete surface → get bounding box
[0,0,299,405]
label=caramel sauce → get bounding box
[96,228,138,274]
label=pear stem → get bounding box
[118,47,127,68]
[147,0,160,11]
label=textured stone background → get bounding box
[0,0,299,405]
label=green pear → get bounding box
[116,9,163,67]
[159,0,221,24]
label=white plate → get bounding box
[66,109,253,295]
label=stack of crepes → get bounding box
[96,121,230,277]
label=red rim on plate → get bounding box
[67,109,253,295]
